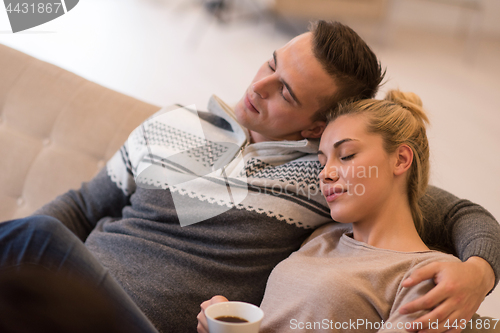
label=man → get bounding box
[1,21,498,333]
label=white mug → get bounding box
[205,301,264,333]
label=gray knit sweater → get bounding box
[35,96,500,333]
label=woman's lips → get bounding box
[322,187,347,203]
[244,94,259,114]
[325,191,345,202]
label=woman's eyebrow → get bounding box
[318,138,357,155]
[273,51,301,106]
[333,138,357,149]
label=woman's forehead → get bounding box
[320,116,368,149]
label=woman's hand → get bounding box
[399,257,495,333]
[197,295,229,333]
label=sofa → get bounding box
[0,44,160,222]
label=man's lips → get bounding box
[244,94,259,114]
[322,186,347,202]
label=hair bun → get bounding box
[384,90,429,124]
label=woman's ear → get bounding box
[301,121,326,139]
[394,144,413,176]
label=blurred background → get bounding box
[0,0,499,317]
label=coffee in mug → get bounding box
[215,316,249,323]
[205,301,264,333]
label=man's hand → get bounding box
[400,256,495,333]
[197,295,229,333]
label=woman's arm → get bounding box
[378,276,436,333]
[380,257,468,333]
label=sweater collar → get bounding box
[207,95,320,156]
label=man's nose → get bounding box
[252,76,275,99]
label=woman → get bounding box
[197,90,465,332]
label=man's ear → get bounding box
[301,121,326,139]
[394,144,413,176]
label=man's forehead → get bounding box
[280,32,311,50]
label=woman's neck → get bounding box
[351,193,429,252]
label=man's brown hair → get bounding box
[310,20,385,121]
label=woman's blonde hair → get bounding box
[326,90,430,234]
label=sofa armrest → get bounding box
[0,44,160,221]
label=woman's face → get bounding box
[318,114,399,224]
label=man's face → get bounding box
[234,32,338,143]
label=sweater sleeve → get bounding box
[378,279,434,333]
[420,185,500,288]
[379,256,460,333]
[33,145,136,241]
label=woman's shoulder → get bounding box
[397,251,461,284]
[301,222,352,247]
[412,249,460,263]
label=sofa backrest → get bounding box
[0,44,160,221]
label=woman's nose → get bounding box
[319,166,339,183]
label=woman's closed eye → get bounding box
[341,154,355,161]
